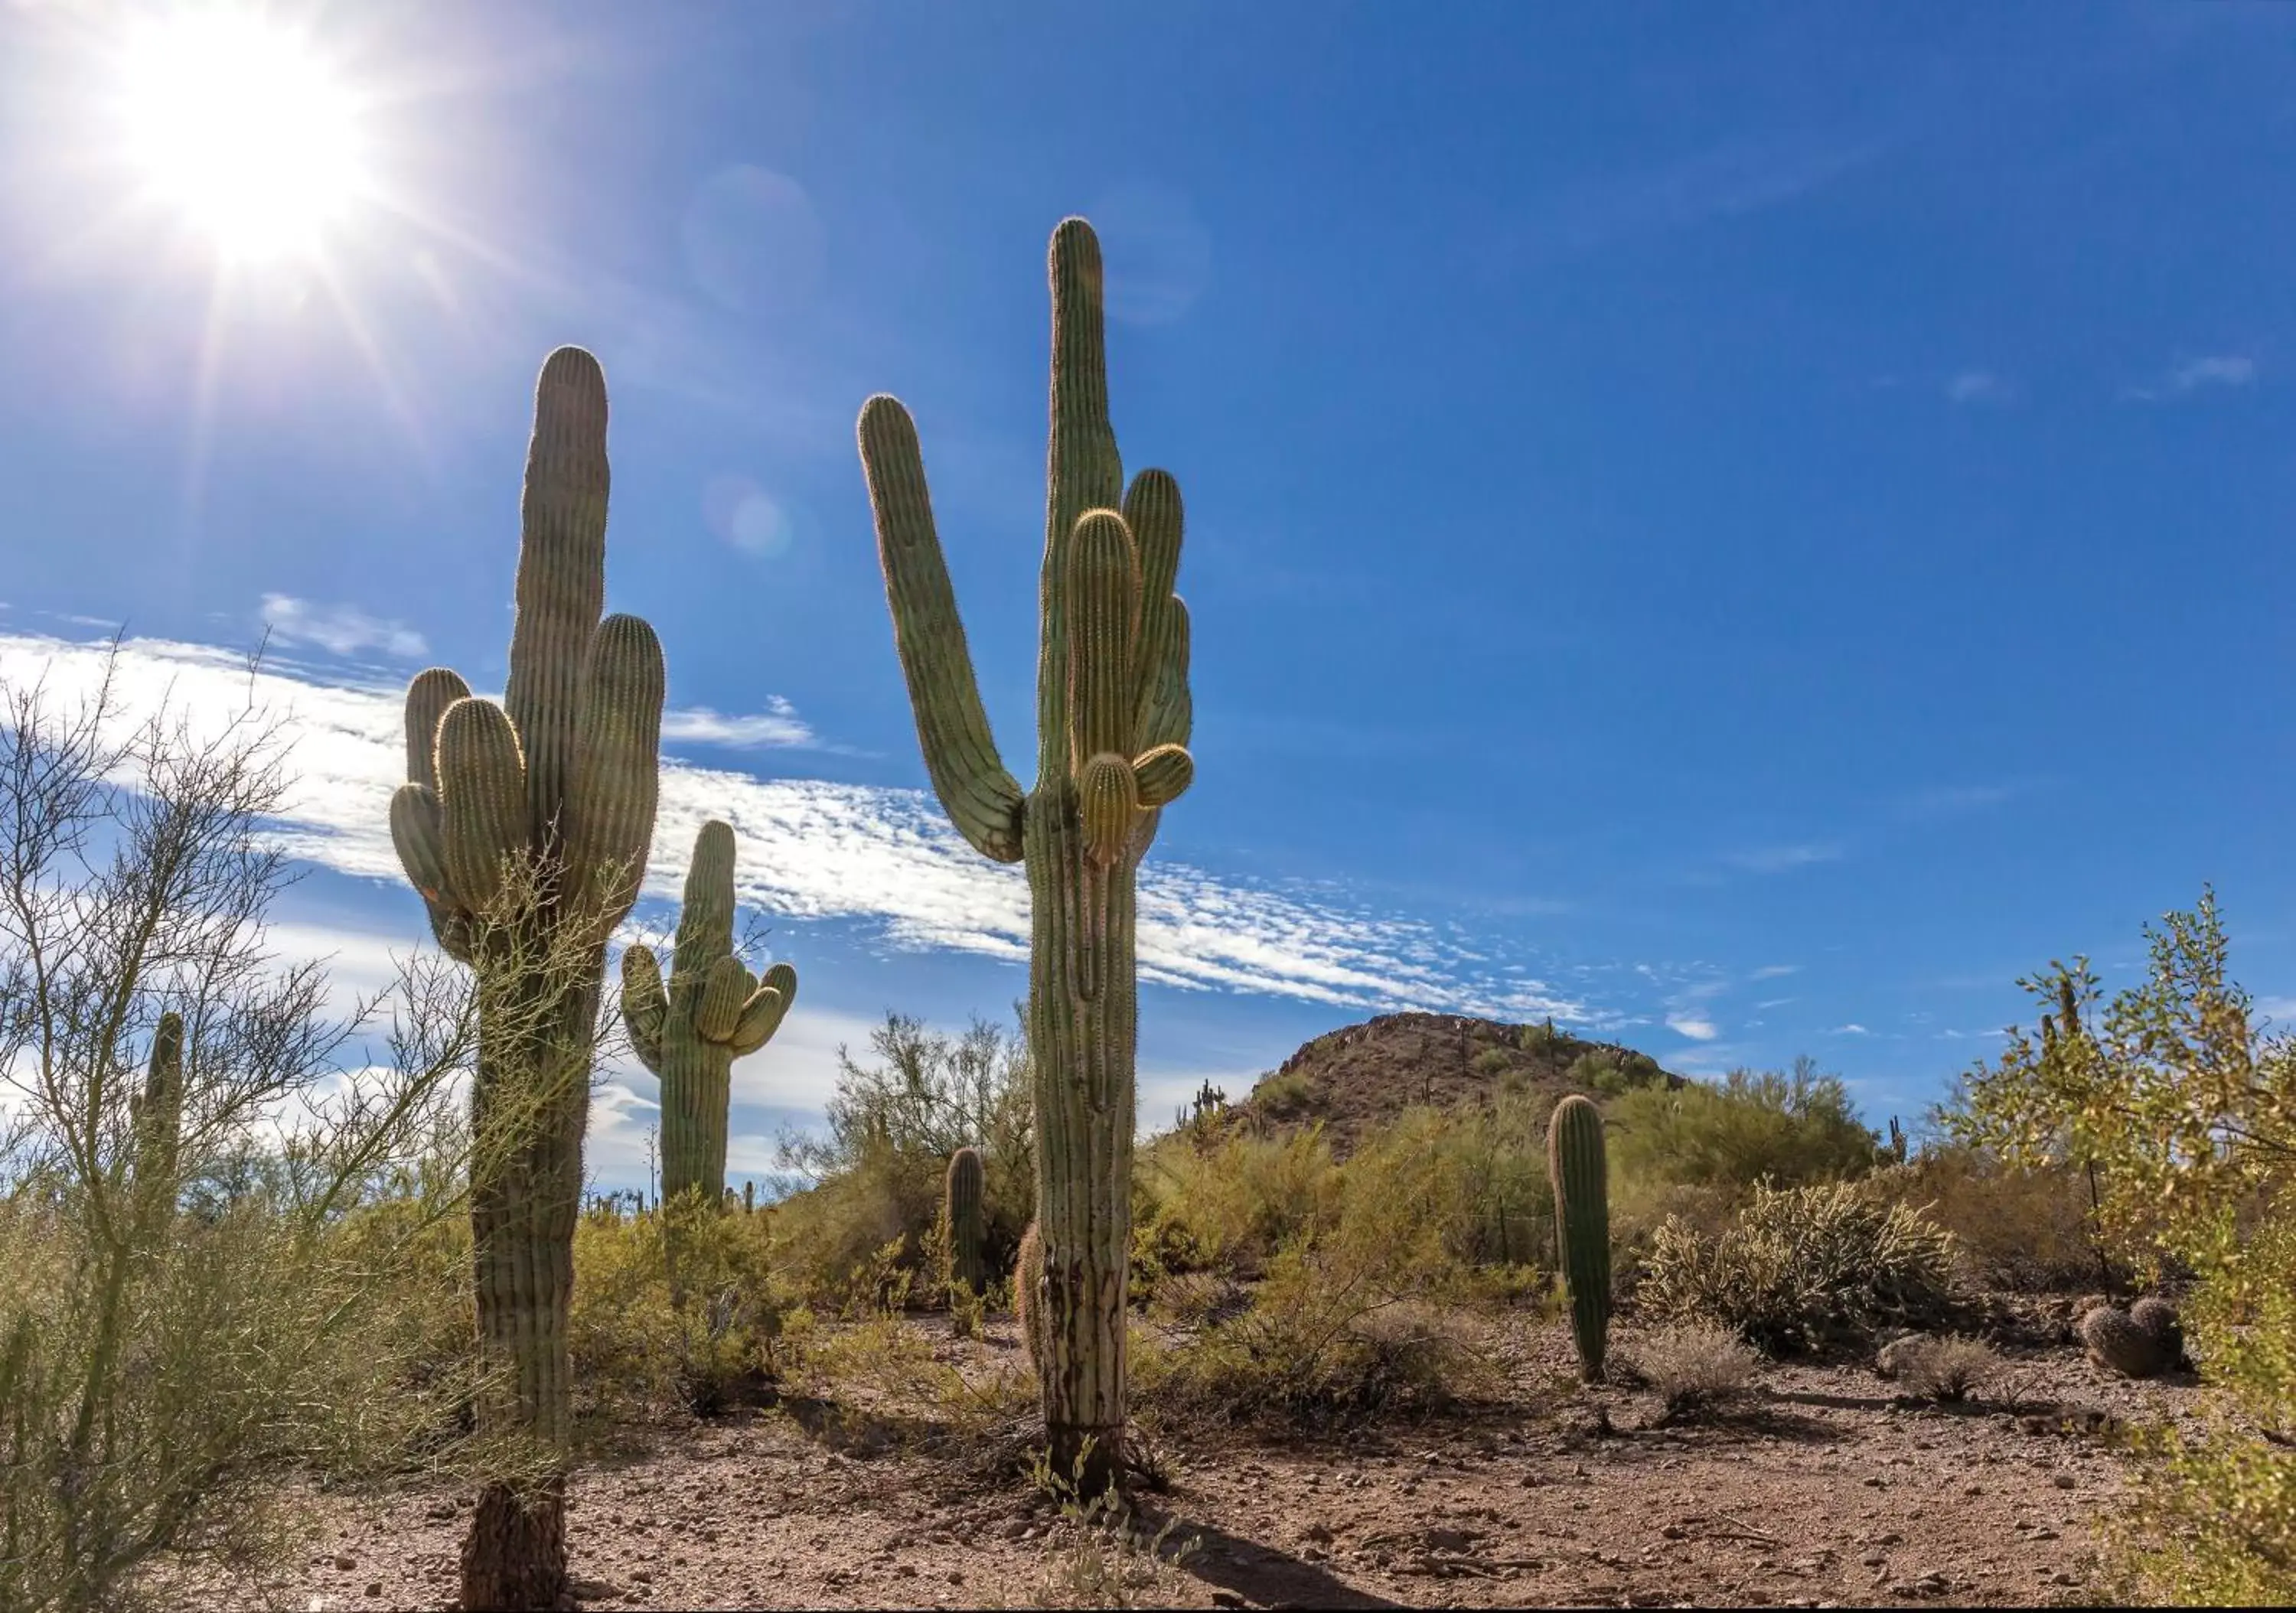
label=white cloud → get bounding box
[259,595,429,660]
[2170,354,2256,393]
[2124,354,2259,403]
[1754,996,1796,1011]
[1726,842,1844,875]
[1831,1022,1870,1035]
[1945,370,2009,406]
[660,698,814,750]
[1749,963,1799,980]
[0,629,1593,1024]
[1665,1014,1720,1042]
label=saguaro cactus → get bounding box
[945,1146,987,1298]
[621,820,797,1204]
[1548,1093,1613,1383]
[129,1011,184,1202]
[857,218,1193,1491]
[387,347,664,1611]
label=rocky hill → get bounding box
[1219,1010,1688,1158]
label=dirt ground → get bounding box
[172,1308,2206,1611]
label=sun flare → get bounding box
[113,10,369,264]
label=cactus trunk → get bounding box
[1548,1093,1613,1383]
[856,219,1193,1497]
[389,348,664,1612]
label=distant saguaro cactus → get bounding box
[387,347,664,1611]
[130,1012,184,1210]
[945,1146,987,1298]
[1548,1093,1613,1383]
[857,217,1195,1491]
[621,819,797,1204]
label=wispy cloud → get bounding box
[1945,370,2011,406]
[1495,131,1883,268]
[0,630,1599,1025]
[258,595,429,660]
[1831,1023,1870,1036]
[1749,963,1800,980]
[660,698,814,750]
[2124,353,2258,402]
[1726,842,1844,875]
[1894,781,2023,821]
[1665,1013,1720,1042]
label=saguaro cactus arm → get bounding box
[857,399,1027,864]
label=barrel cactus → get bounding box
[2080,1303,2171,1378]
[621,819,797,1204]
[2130,1296,2188,1370]
[1548,1093,1613,1383]
[856,217,1193,1491]
[386,347,664,1611]
[944,1146,987,1298]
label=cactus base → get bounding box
[461,1478,569,1613]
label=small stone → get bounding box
[333,1555,357,1572]
[365,1585,383,1600]
[1662,1526,1688,1540]
[2031,1527,2060,1541]
[2053,1473,2076,1490]
[1862,1475,1886,1488]
[2051,1570,2079,1586]
[1861,1553,1887,1568]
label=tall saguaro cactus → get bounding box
[129,1011,184,1204]
[856,218,1194,1491]
[621,819,797,1203]
[1548,1093,1613,1383]
[388,347,665,1612]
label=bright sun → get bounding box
[113,10,369,265]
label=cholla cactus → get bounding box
[856,218,1193,1491]
[386,347,664,1611]
[944,1146,987,1298]
[1548,1093,1612,1383]
[621,820,797,1204]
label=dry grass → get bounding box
[1630,1324,1760,1422]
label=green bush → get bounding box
[1610,1057,1879,1198]
[1866,1145,2120,1292]
[1247,1069,1316,1118]
[769,1011,1032,1308]
[569,1191,791,1419]
[1636,1179,1958,1354]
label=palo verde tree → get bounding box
[856,217,1194,1491]
[388,347,665,1611]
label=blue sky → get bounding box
[2,0,2291,1194]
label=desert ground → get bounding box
[172,1304,2199,1612]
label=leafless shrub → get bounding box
[1632,1324,1759,1422]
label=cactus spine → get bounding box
[857,218,1194,1491]
[387,347,664,1611]
[945,1146,987,1298]
[1548,1093,1612,1383]
[621,820,797,1204]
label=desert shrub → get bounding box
[1470,1045,1513,1076]
[1145,1269,1250,1331]
[770,1011,1032,1306]
[1946,894,2295,1602]
[1894,1334,2002,1403]
[568,1190,791,1420]
[1248,1069,1316,1118]
[1567,1048,1665,1098]
[1631,1324,1758,1422]
[1610,1057,1880,1201]
[1134,1246,1497,1430]
[1637,1179,1958,1354]
[1132,1124,1339,1281]
[1865,1145,2121,1292]
[0,669,486,1613]
[1020,1449,1200,1609]
[1335,1096,1555,1276]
